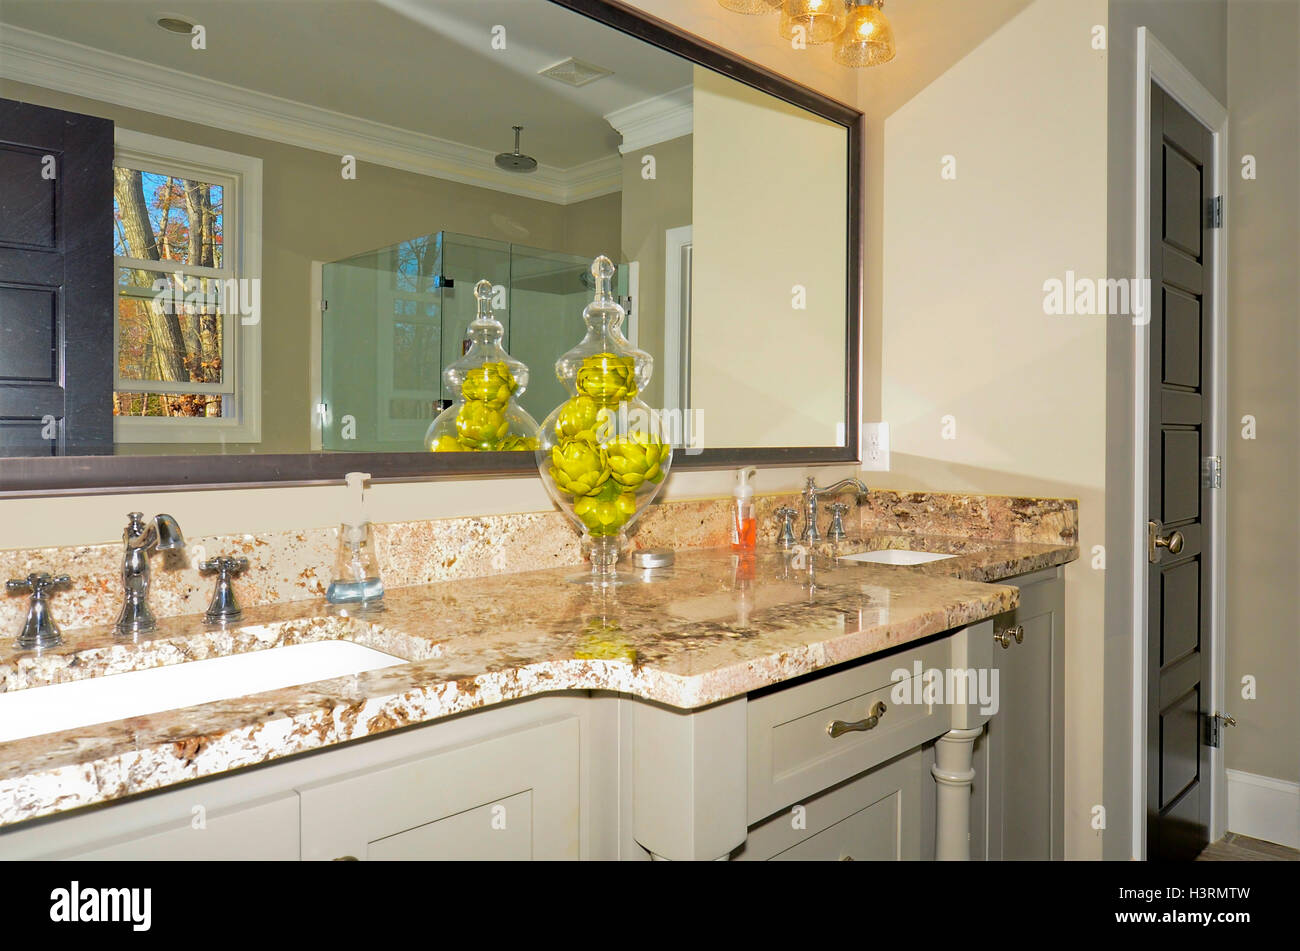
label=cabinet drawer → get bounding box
[747,638,948,824]
[297,716,580,860]
[737,748,922,861]
[71,794,300,861]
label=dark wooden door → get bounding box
[0,98,114,455]
[1146,84,1214,861]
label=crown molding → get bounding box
[0,24,620,205]
[603,85,693,154]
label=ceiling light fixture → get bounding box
[833,0,896,67]
[778,0,847,45]
[719,0,897,67]
[155,15,196,34]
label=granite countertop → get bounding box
[0,538,1076,827]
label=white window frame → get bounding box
[112,129,262,444]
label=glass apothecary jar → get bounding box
[425,279,540,452]
[536,255,674,583]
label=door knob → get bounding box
[1147,519,1185,562]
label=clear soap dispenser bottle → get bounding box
[327,471,384,608]
[731,466,758,552]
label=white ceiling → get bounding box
[0,0,693,168]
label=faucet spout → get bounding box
[116,513,186,637]
[800,477,871,544]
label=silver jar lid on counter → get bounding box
[631,548,675,569]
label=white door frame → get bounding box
[1131,26,1229,859]
[662,225,693,414]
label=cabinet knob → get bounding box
[827,700,887,738]
[994,625,1023,648]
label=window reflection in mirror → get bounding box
[0,0,851,463]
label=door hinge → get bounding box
[320,299,328,312]
[1206,195,1223,229]
[1201,455,1222,489]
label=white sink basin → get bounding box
[0,640,404,743]
[840,549,956,566]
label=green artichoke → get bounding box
[497,433,539,452]
[550,438,611,497]
[576,353,636,405]
[556,395,612,441]
[605,433,669,489]
[429,434,464,452]
[455,400,509,449]
[461,361,517,407]
[572,480,637,536]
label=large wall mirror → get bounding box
[0,0,861,493]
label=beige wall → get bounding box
[0,78,620,454]
[691,67,848,448]
[1224,0,1299,785]
[876,0,1110,857]
[619,133,693,408]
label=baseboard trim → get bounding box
[1226,769,1300,849]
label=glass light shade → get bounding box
[779,0,848,44]
[717,0,781,12]
[833,1,897,67]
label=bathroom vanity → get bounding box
[0,538,1070,862]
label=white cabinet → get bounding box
[736,749,923,861]
[297,716,581,861]
[975,567,1066,860]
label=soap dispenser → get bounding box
[731,466,758,552]
[327,471,383,608]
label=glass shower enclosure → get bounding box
[321,232,619,452]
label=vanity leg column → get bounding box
[631,697,747,861]
[932,726,981,861]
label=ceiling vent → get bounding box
[538,57,614,87]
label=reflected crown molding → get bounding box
[0,25,620,206]
[604,85,694,154]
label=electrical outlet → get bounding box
[861,422,890,471]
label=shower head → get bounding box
[495,126,538,173]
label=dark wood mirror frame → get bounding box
[0,0,862,497]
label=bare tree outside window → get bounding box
[113,167,226,418]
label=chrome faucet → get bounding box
[800,477,869,544]
[116,512,186,637]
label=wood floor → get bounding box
[1196,832,1300,861]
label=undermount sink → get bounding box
[839,550,956,566]
[0,639,404,743]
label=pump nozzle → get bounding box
[343,471,371,546]
[734,466,757,499]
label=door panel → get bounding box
[1146,84,1214,861]
[0,98,114,455]
[1162,290,1201,387]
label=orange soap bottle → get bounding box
[730,466,758,552]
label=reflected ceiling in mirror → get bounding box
[0,0,859,491]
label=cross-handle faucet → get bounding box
[800,477,869,544]
[116,512,186,637]
[7,572,72,650]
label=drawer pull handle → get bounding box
[994,625,1024,648]
[333,855,360,861]
[827,701,887,738]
